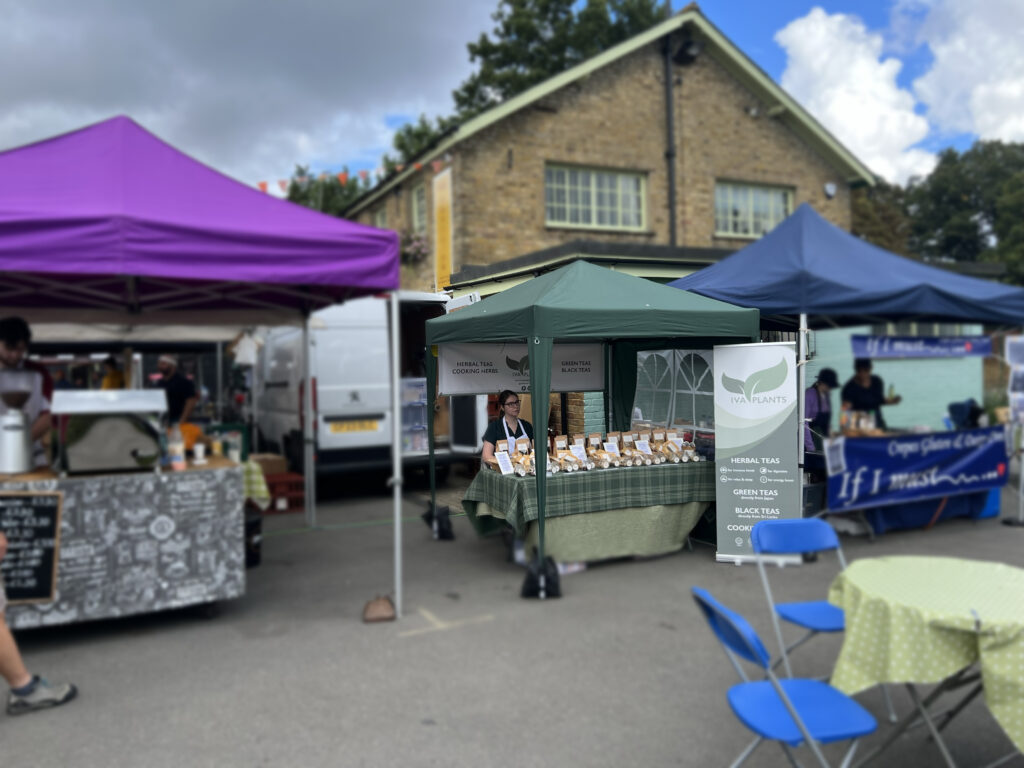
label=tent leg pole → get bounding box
[303,316,316,528]
[390,292,403,617]
[216,341,223,423]
[798,313,807,517]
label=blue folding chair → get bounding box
[751,519,846,679]
[752,519,896,721]
[692,587,877,768]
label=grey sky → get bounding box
[0,0,494,187]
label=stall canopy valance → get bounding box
[426,260,760,344]
[0,116,398,325]
[669,203,1024,329]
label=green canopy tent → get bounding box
[424,261,759,596]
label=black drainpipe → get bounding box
[662,35,678,248]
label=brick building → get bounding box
[347,4,875,296]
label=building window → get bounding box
[714,182,792,238]
[632,350,715,429]
[545,165,645,230]
[411,184,427,233]
[374,207,387,229]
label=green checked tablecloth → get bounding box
[829,556,1024,752]
[462,462,715,560]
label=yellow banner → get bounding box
[433,169,453,291]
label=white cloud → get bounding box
[775,7,936,184]
[0,0,493,189]
[913,0,1024,141]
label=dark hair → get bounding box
[0,316,31,348]
[103,355,118,369]
[854,358,873,372]
[816,368,839,388]
[498,390,520,408]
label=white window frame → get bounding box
[411,184,427,233]
[374,207,387,229]
[714,182,793,239]
[545,165,646,232]
[633,350,715,430]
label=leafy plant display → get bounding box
[721,358,788,401]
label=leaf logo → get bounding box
[506,354,530,375]
[721,358,788,402]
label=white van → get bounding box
[255,292,486,476]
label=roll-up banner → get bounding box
[437,343,604,395]
[714,342,800,564]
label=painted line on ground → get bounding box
[398,607,495,638]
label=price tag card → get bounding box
[495,451,515,476]
[635,440,652,455]
[603,442,620,457]
[570,445,588,464]
[669,438,684,450]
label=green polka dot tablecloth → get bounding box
[829,556,1024,752]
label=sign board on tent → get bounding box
[713,343,800,564]
[437,343,603,395]
[850,335,991,358]
[0,492,63,604]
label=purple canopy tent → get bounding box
[0,116,409,613]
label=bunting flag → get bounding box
[431,160,443,173]
[396,164,405,172]
[358,169,369,181]
[278,180,288,192]
[338,171,349,185]
[257,181,268,193]
[413,162,422,171]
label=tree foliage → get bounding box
[285,165,372,217]
[386,0,669,165]
[851,180,911,256]
[906,141,1024,262]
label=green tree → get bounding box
[453,0,669,119]
[907,141,1024,262]
[994,172,1024,284]
[384,0,668,167]
[286,164,371,217]
[851,180,910,255]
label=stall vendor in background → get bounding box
[481,390,534,462]
[805,368,839,451]
[841,358,901,430]
[100,355,125,390]
[156,354,197,425]
[0,316,53,467]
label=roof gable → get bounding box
[348,5,875,216]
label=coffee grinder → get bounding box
[0,369,36,474]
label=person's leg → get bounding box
[0,618,32,689]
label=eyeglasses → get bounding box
[504,401,520,408]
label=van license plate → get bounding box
[329,420,379,434]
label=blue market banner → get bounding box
[850,335,992,358]
[827,426,1008,511]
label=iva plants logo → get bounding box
[721,358,789,404]
[506,354,530,375]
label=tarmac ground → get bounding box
[3,464,1024,767]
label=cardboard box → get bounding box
[250,453,289,477]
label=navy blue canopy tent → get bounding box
[670,203,1024,330]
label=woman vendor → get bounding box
[805,368,839,451]
[841,358,901,430]
[481,390,534,462]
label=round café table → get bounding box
[829,556,1024,766]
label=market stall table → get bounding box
[462,462,715,562]
[0,457,268,629]
[828,556,1024,766]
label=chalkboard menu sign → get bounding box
[0,492,63,605]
